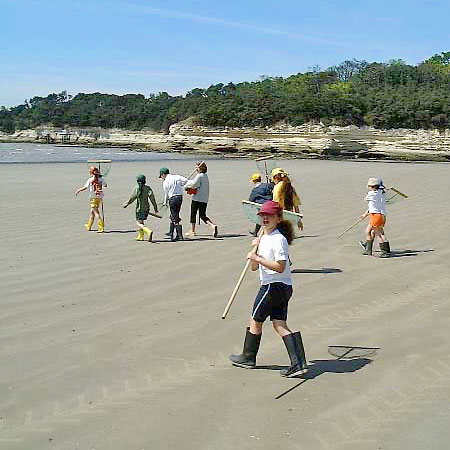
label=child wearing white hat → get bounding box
[359,178,390,258]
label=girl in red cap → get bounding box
[75,166,107,233]
[229,200,308,378]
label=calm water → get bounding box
[0,143,220,164]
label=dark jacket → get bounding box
[249,182,273,204]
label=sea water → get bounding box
[0,142,217,164]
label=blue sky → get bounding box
[1,0,449,107]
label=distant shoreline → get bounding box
[2,123,450,162]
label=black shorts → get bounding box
[252,282,293,322]
[190,200,210,224]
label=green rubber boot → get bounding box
[229,328,262,369]
[362,240,373,255]
[280,331,309,378]
[379,241,391,258]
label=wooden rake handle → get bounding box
[221,229,264,319]
[337,216,365,238]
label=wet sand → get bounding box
[1,159,449,450]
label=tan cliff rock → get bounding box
[1,122,450,160]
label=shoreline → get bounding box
[2,122,450,162]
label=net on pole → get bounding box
[328,345,379,359]
[86,160,112,178]
[255,156,278,183]
[385,187,408,205]
[242,200,302,230]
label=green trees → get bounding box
[1,53,449,134]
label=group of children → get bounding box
[230,174,390,377]
[76,163,390,378]
[75,161,217,242]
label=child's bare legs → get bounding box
[249,317,293,337]
[272,319,292,338]
[136,219,145,230]
[373,227,386,243]
[249,317,263,335]
[91,206,100,222]
[366,223,374,241]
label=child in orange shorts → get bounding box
[359,178,390,258]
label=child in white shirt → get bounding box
[359,177,390,257]
[229,200,308,378]
[75,166,107,233]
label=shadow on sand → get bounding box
[384,249,434,258]
[104,230,136,234]
[151,233,246,243]
[274,358,372,399]
[292,268,343,274]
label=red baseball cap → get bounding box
[258,200,282,215]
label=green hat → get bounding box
[136,174,146,183]
[159,167,170,178]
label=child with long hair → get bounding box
[75,166,107,233]
[359,177,390,258]
[271,168,303,231]
[229,200,308,378]
[184,161,218,238]
[123,174,158,242]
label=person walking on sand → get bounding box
[229,200,308,378]
[359,178,390,258]
[123,174,158,242]
[184,161,218,238]
[271,168,303,231]
[75,166,107,233]
[159,167,188,241]
[248,172,273,236]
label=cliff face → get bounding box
[2,123,450,160]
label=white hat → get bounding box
[367,177,384,188]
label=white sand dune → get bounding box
[0,159,449,450]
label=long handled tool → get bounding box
[255,155,275,183]
[222,229,264,319]
[337,216,365,238]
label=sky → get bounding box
[0,0,449,107]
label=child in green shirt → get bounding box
[123,174,158,241]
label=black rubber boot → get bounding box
[280,331,308,378]
[362,240,373,255]
[165,223,175,240]
[379,241,391,258]
[173,224,183,241]
[229,328,262,369]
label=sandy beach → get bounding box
[1,157,450,450]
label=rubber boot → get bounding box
[97,219,104,233]
[229,328,262,369]
[362,240,373,255]
[142,227,153,242]
[84,217,94,231]
[165,223,175,240]
[135,229,144,241]
[280,331,308,378]
[173,224,183,241]
[379,241,391,258]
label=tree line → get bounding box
[1,52,449,133]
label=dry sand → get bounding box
[1,158,450,450]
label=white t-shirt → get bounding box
[84,176,106,199]
[365,189,386,214]
[257,229,292,286]
[163,174,188,201]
